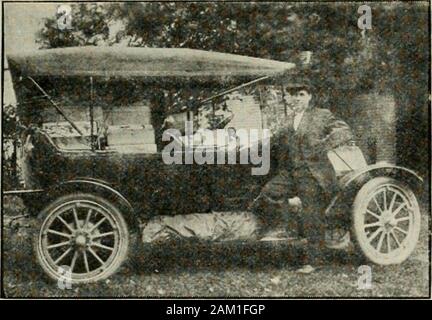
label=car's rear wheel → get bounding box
[352,177,421,265]
[33,193,129,284]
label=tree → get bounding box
[36,3,112,48]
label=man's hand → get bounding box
[288,196,302,212]
[322,110,354,151]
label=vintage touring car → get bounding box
[5,47,423,283]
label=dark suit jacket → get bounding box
[273,107,353,194]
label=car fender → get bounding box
[325,163,423,226]
[46,177,138,230]
[339,163,423,192]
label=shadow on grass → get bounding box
[128,238,362,275]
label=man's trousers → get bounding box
[251,166,329,243]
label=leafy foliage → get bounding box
[2,104,21,189]
[35,2,428,96]
[36,3,111,48]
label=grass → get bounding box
[2,195,430,298]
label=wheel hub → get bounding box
[380,211,393,228]
[69,219,100,249]
[75,234,87,247]
[383,223,392,232]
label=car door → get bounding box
[209,139,266,211]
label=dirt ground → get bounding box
[2,195,430,298]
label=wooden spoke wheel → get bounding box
[34,193,129,284]
[352,177,421,265]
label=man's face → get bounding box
[227,127,237,138]
[283,87,312,113]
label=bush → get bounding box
[2,104,21,190]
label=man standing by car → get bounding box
[251,73,354,272]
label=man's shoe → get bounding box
[325,230,351,250]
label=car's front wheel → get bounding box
[33,193,129,284]
[352,177,421,265]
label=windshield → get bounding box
[162,81,289,151]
